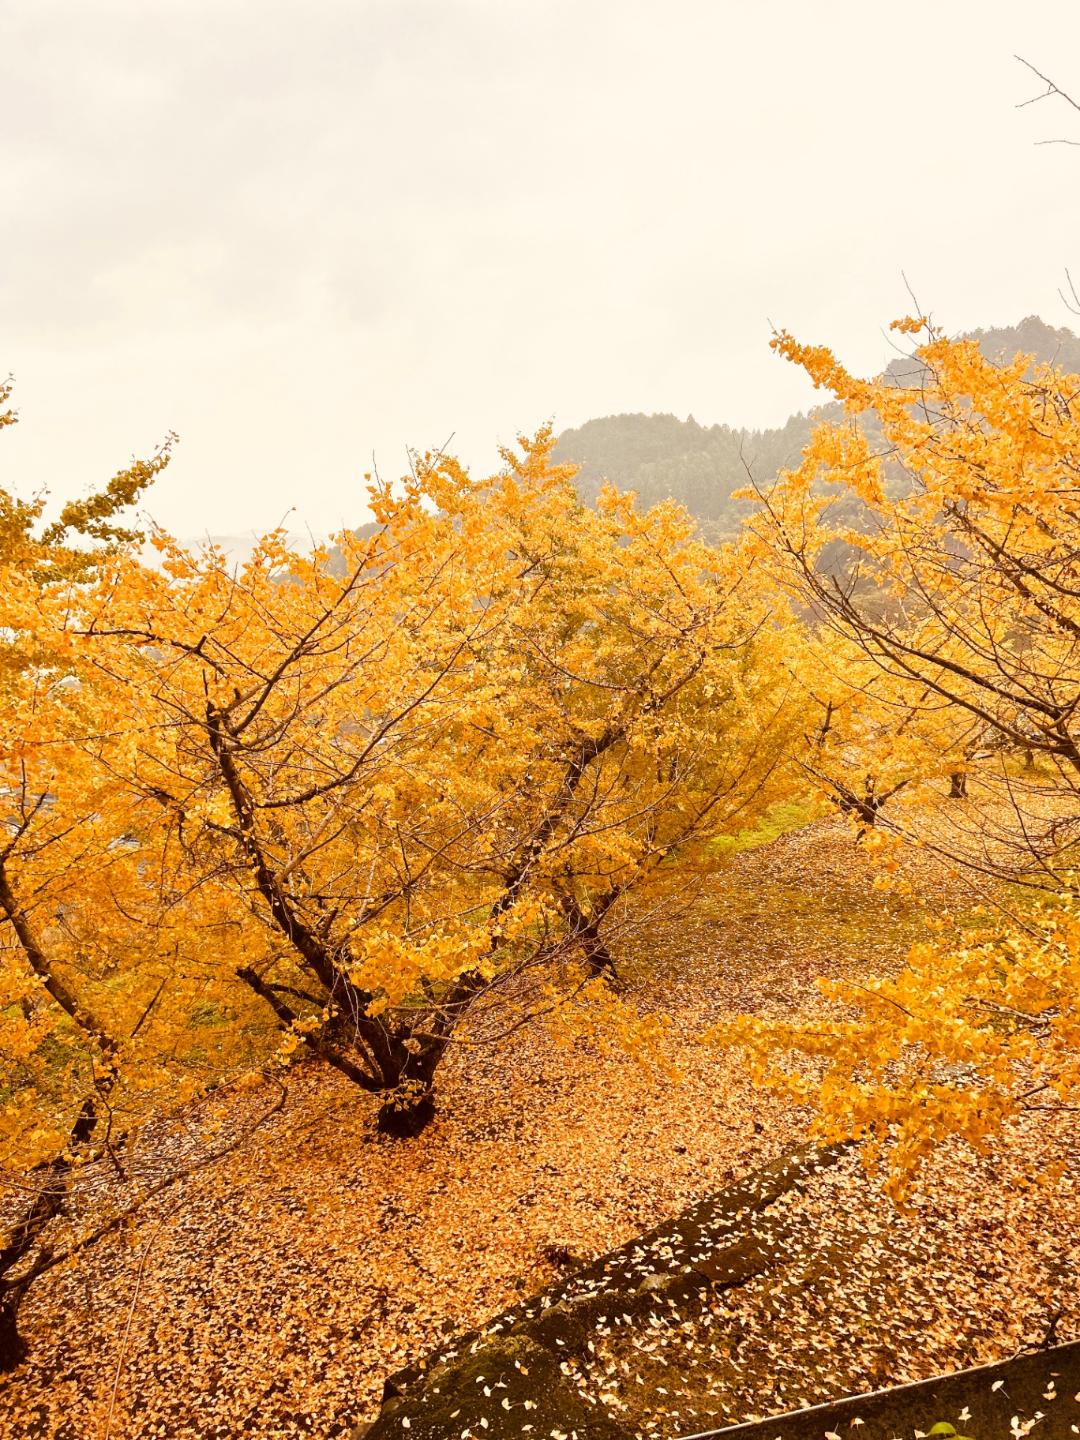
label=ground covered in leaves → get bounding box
[1,816,1076,1439]
[571,1123,1078,1436]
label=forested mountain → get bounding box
[553,316,1080,534]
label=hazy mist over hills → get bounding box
[553,316,1080,535]
[204,316,1080,568]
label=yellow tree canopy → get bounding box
[721,321,1080,1185]
[0,389,234,1174]
[4,424,807,1163]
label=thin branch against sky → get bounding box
[1015,55,1080,145]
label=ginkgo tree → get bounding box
[1,411,807,1368]
[82,429,805,1136]
[720,320,1080,1183]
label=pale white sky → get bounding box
[3,0,1079,538]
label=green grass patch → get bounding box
[704,799,820,859]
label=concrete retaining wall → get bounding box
[684,1341,1080,1440]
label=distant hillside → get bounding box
[553,316,1080,535]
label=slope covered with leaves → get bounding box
[1,815,1075,1440]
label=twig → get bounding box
[103,1213,167,1440]
[1015,56,1080,145]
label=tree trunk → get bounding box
[372,1034,445,1137]
[580,924,619,985]
[375,1090,437,1138]
[0,1174,66,1374]
[949,771,968,798]
[0,1092,101,1372]
[0,1287,28,1373]
[558,892,619,985]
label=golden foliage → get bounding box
[2,417,805,1180]
[723,320,1080,1185]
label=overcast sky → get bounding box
[3,0,1079,539]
